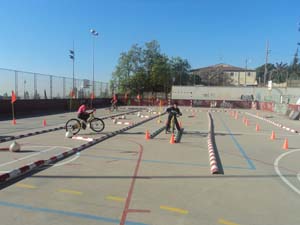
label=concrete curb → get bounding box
[0,113,161,183]
[207,112,219,174]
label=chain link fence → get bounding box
[0,68,110,99]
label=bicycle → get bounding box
[65,112,105,135]
[109,102,118,112]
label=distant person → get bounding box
[165,102,182,133]
[77,100,95,129]
[110,94,118,111]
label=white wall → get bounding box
[172,86,300,103]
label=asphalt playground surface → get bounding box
[0,106,299,225]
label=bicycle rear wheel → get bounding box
[90,118,105,133]
[65,119,81,135]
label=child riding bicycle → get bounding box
[77,100,95,129]
[110,94,118,111]
[165,102,182,133]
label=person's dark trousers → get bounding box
[166,114,180,131]
[78,112,89,122]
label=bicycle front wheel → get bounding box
[65,119,81,135]
[90,118,105,133]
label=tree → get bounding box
[256,63,275,85]
[169,57,191,85]
[111,40,191,96]
[289,48,300,79]
[271,62,288,83]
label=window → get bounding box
[247,72,251,76]
[230,72,234,76]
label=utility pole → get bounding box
[263,40,270,86]
[69,41,75,97]
[245,58,248,86]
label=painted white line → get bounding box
[274,149,300,196]
[297,172,300,182]
[53,155,80,167]
[0,146,57,168]
[0,145,73,168]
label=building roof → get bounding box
[190,63,255,72]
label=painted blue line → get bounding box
[219,116,256,170]
[0,201,149,225]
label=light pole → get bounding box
[90,29,99,100]
[69,41,75,97]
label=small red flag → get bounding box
[11,91,16,104]
[90,92,95,100]
[70,90,75,98]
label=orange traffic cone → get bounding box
[145,130,150,140]
[235,113,238,120]
[12,118,16,125]
[169,133,175,144]
[282,138,289,150]
[43,119,47,127]
[245,119,249,126]
[255,124,260,132]
[270,131,276,140]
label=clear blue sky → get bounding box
[0,0,299,83]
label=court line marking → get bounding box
[274,149,300,196]
[159,205,189,214]
[218,218,240,225]
[0,145,78,169]
[106,195,125,202]
[15,183,37,189]
[0,146,58,168]
[218,115,256,170]
[58,189,83,195]
[53,155,79,167]
[0,200,149,225]
[81,154,249,170]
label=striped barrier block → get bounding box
[245,112,299,134]
[0,112,166,183]
[207,112,219,174]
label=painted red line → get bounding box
[120,143,143,225]
[127,209,151,213]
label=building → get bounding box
[190,63,257,86]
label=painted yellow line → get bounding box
[218,218,240,225]
[105,195,125,202]
[160,205,188,214]
[58,189,83,195]
[15,183,37,189]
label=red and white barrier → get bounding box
[245,112,299,134]
[207,112,219,174]
[72,136,94,142]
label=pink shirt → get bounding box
[77,105,86,114]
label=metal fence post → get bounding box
[63,77,66,98]
[50,75,53,99]
[34,73,37,99]
[15,70,18,97]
